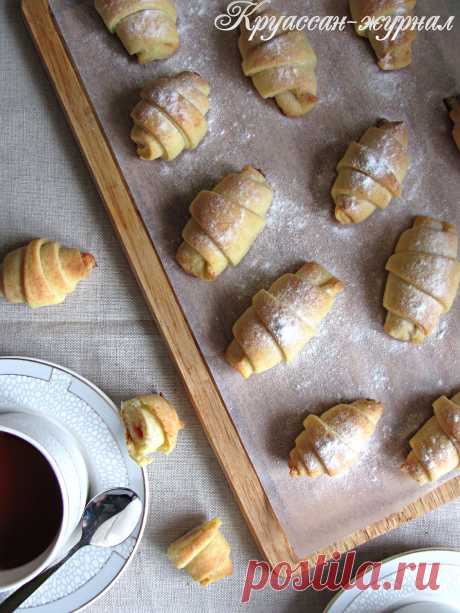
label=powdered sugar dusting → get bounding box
[419,432,455,472]
[314,433,355,473]
[121,9,174,40]
[50,0,460,558]
[267,309,304,349]
[387,219,460,332]
[207,204,245,248]
[152,89,192,127]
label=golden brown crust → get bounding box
[176,166,273,280]
[167,518,233,586]
[238,8,317,117]
[402,393,460,485]
[225,262,344,378]
[131,71,210,161]
[349,0,417,70]
[332,119,410,224]
[383,216,460,343]
[138,393,184,453]
[289,400,384,478]
[95,0,179,63]
[121,394,184,466]
[0,239,95,308]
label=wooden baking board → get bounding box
[21,0,460,568]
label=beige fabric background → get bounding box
[1,1,460,612]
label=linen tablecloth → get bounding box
[1,1,460,611]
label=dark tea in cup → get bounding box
[0,432,63,569]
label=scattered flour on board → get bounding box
[57,0,460,548]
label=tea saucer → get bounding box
[0,356,148,612]
[324,549,460,613]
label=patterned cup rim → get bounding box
[0,356,148,611]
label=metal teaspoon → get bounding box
[0,487,143,612]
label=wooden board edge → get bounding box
[20,0,297,570]
[301,476,460,564]
[20,0,460,573]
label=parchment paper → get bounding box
[50,0,460,558]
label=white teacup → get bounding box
[0,412,89,592]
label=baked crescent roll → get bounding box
[403,393,460,485]
[238,7,318,117]
[225,262,344,378]
[95,0,179,63]
[131,71,210,161]
[176,166,273,280]
[167,518,233,586]
[384,216,460,343]
[445,96,460,152]
[121,394,184,466]
[349,0,417,70]
[289,399,384,478]
[0,238,95,309]
[332,119,410,224]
